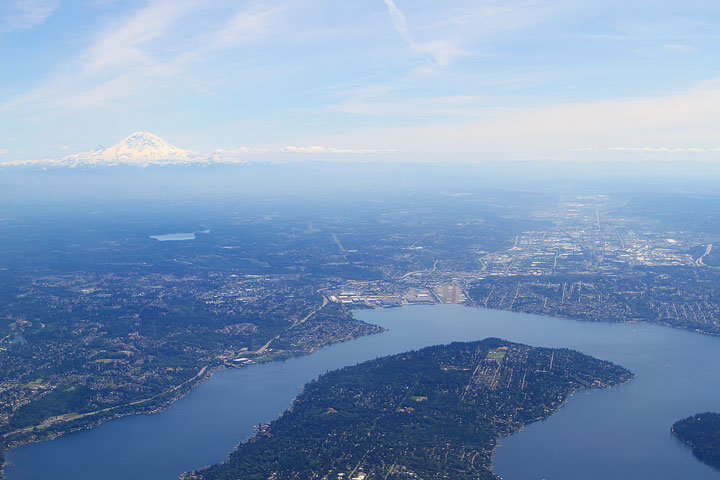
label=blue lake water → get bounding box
[5,305,720,479]
[150,233,197,241]
[150,231,210,241]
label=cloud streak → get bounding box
[5,0,720,162]
[282,145,394,154]
[309,78,720,162]
[208,6,285,50]
[383,0,413,46]
[607,146,720,153]
[1,1,287,112]
[382,0,467,69]
[213,146,269,155]
[82,0,201,75]
[0,0,59,33]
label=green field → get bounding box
[486,349,507,360]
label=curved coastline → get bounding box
[5,304,720,480]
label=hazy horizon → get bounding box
[2,1,720,165]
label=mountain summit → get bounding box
[61,132,209,167]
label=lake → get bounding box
[150,231,210,241]
[5,305,720,479]
[150,233,197,241]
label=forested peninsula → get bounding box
[187,338,632,480]
[673,412,720,471]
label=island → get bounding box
[185,338,632,480]
[673,412,720,471]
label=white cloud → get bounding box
[383,0,413,45]
[607,146,680,153]
[1,1,286,112]
[5,0,720,163]
[59,144,69,150]
[213,146,269,155]
[328,95,488,116]
[664,43,699,54]
[0,148,9,155]
[282,145,393,154]
[1,0,200,112]
[0,0,59,33]
[206,6,284,50]
[383,0,468,69]
[607,146,714,153]
[82,0,201,75]
[210,146,271,164]
[308,79,720,162]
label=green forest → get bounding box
[673,412,720,471]
[188,338,632,480]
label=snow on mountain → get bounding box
[60,132,210,167]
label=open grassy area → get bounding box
[486,349,507,361]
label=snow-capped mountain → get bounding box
[60,132,210,167]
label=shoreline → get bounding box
[489,368,635,479]
[463,300,720,338]
[0,299,706,479]
[0,364,217,480]
[0,317,384,479]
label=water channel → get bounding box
[6,305,720,479]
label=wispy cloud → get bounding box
[81,0,201,75]
[1,1,287,112]
[0,148,9,155]
[210,146,269,164]
[382,0,468,69]
[607,146,719,153]
[309,79,720,162]
[383,0,413,46]
[213,146,269,155]
[0,0,59,34]
[5,0,720,162]
[328,94,488,116]
[282,145,394,154]
[206,6,285,50]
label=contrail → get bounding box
[383,0,420,52]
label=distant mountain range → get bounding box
[0,132,392,168]
[60,132,210,167]
[1,132,224,168]
[59,132,205,166]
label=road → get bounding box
[696,243,713,266]
[400,259,438,280]
[3,366,209,439]
[254,296,329,355]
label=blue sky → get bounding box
[2,0,720,162]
